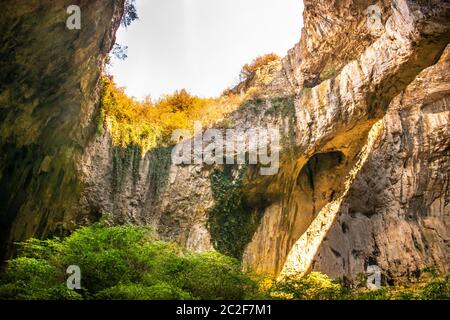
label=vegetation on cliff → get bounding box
[122,0,139,27]
[0,224,448,300]
[208,165,264,260]
[99,51,283,155]
[239,53,279,83]
[99,76,241,154]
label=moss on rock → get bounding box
[207,165,264,260]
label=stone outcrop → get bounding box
[79,133,172,227]
[310,47,450,283]
[246,0,450,279]
[69,0,450,283]
[150,0,450,282]
[0,0,124,260]
[0,0,449,285]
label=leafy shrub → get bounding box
[157,89,197,112]
[55,225,152,293]
[1,223,448,301]
[240,53,279,83]
[100,77,163,153]
[96,283,191,300]
[271,272,346,300]
[0,257,82,300]
[421,275,450,299]
[2,257,57,285]
[349,273,450,300]
[175,252,255,300]
[268,271,450,300]
[0,224,257,300]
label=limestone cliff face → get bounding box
[76,0,449,282]
[310,47,450,282]
[0,0,124,259]
[246,0,450,279]
[0,0,449,284]
[284,0,393,89]
[149,0,450,282]
[79,133,172,227]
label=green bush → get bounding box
[271,272,346,300]
[268,271,450,300]
[1,223,448,300]
[175,251,255,300]
[335,271,449,300]
[0,223,257,300]
[96,283,191,300]
[0,257,82,300]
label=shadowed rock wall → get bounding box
[0,0,124,260]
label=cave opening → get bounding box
[296,151,346,215]
[109,0,304,101]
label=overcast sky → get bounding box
[109,0,304,100]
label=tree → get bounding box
[122,0,139,27]
[157,89,197,113]
[239,53,279,82]
[111,44,128,60]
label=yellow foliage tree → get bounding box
[99,76,239,154]
[240,53,279,82]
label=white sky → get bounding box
[110,0,304,100]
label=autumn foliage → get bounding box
[99,76,240,153]
[99,53,281,153]
[240,53,279,82]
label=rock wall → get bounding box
[79,132,172,227]
[249,0,450,279]
[0,0,449,284]
[0,0,124,260]
[77,0,449,282]
[149,0,450,282]
[254,1,450,281]
[310,47,450,283]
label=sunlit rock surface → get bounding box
[0,0,449,284]
[154,0,450,282]
[310,47,450,283]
